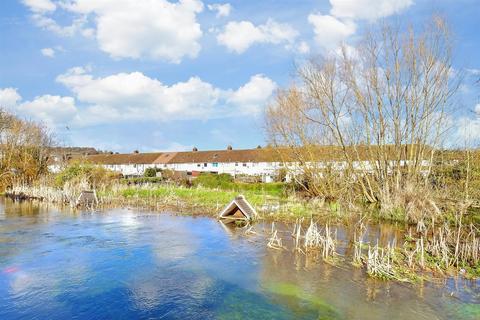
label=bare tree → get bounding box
[266,16,460,218]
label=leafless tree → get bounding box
[266,16,461,217]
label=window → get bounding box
[235,162,239,166]
[197,164,201,167]
[204,163,207,167]
[212,162,218,167]
[243,163,247,167]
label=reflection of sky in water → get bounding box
[0,199,479,319]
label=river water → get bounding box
[0,198,478,319]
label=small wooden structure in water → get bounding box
[76,190,98,208]
[218,195,257,223]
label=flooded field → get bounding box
[0,198,479,319]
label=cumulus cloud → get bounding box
[0,87,77,128]
[217,19,298,54]
[17,95,78,128]
[22,0,56,13]
[54,67,276,125]
[23,0,205,63]
[0,68,277,128]
[207,3,232,17]
[41,47,55,57]
[228,74,277,114]
[0,88,22,109]
[308,13,356,50]
[305,0,413,53]
[329,0,413,21]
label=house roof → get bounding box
[85,153,164,165]
[169,148,280,164]
[82,145,431,166]
[153,152,178,164]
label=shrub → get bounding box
[144,167,157,177]
[192,173,233,189]
[55,162,120,189]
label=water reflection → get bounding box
[0,198,479,319]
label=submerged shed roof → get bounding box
[218,195,258,221]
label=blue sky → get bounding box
[0,0,479,152]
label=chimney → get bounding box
[227,145,233,151]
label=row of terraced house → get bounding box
[48,144,434,183]
[50,146,289,182]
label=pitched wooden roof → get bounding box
[219,195,258,221]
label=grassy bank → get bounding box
[99,183,333,221]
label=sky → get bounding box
[0,0,479,153]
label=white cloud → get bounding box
[298,41,310,54]
[3,67,277,128]
[23,0,205,63]
[22,0,56,13]
[308,13,356,50]
[55,67,276,125]
[217,19,298,54]
[228,74,277,114]
[0,88,22,109]
[329,0,413,21]
[207,3,232,17]
[454,116,480,146]
[475,104,480,114]
[0,88,77,128]
[466,68,480,76]
[17,95,78,128]
[41,47,55,57]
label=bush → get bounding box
[55,162,121,188]
[144,167,157,177]
[192,173,233,189]
[192,172,288,197]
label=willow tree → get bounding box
[266,17,460,216]
[0,109,53,189]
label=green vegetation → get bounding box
[55,161,120,189]
[143,167,158,177]
[193,173,288,197]
[116,184,278,211]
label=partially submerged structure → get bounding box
[76,190,98,208]
[218,195,258,223]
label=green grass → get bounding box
[117,185,279,210]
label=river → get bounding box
[0,198,478,319]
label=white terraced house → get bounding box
[64,145,432,182]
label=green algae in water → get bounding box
[447,302,480,320]
[266,282,343,320]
